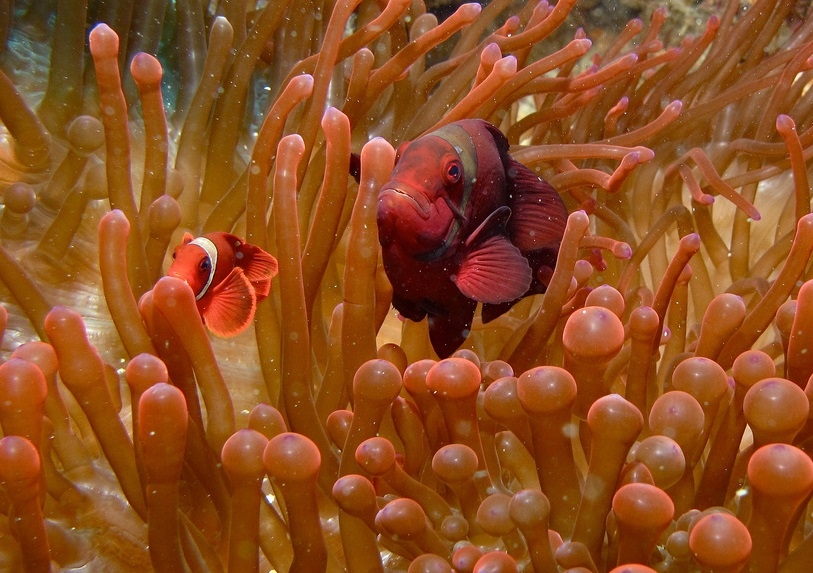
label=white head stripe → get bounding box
[189,237,218,300]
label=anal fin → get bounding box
[427,299,477,358]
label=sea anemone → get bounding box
[0,0,812,571]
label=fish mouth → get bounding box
[379,184,431,219]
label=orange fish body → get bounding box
[377,119,568,357]
[167,232,278,337]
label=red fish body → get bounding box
[167,232,278,337]
[377,119,568,357]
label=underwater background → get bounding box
[0,0,812,571]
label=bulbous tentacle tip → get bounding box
[408,553,453,573]
[648,391,705,449]
[743,377,808,444]
[147,195,182,236]
[355,436,397,475]
[432,443,479,484]
[508,488,551,529]
[459,3,483,19]
[10,341,58,378]
[130,52,163,87]
[332,474,377,515]
[563,305,625,361]
[476,493,514,536]
[632,435,686,490]
[776,113,796,133]
[688,512,751,570]
[99,208,130,235]
[731,349,776,388]
[263,432,322,482]
[426,357,482,398]
[353,358,403,402]
[0,356,48,407]
[152,275,196,302]
[139,382,188,482]
[747,443,813,497]
[0,435,40,485]
[587,394,644,442]
[124,353,168,396]
[66,115,105,155]
[221,428,269,483]
[376,497,429,538]
[247,403,287,439]
[453,545,484,572]
[612,482,674,529]
[607,566,658,573]
[472,551,518,573]
[516,366,577,414]
[88,23,119,57]
[672,357,729,405]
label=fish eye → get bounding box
[199,258,211,273]
[446,162,461,183]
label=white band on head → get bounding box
[189,237,218,300]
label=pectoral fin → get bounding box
[456,233,531,304]
[203,268,257,337]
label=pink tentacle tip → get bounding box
[664,99,683,116]
[748,443,813,496]
[459,3,483,19]
[426,357,482,399]
[614,242,633,259]
[689,512,751,570]
[264,432,321,482]
[472,551,518,573]
[0,435,40,485]
[139,383,188,481]
[355,436,396,475]
[221,429,269,482]
[88,23,120,57]
[480,42,503,63]
[291,73,315,94]
[0,357,48,410]
[563,306,625,361]
[125,353,169,395]
[153,275,195,302]
[99,208,130,235]
[353,358,402,402]
[495,55,518,75]
[775,114,796,133]
[130,52,164,86]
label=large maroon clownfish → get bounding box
[377,119,568,358]
[167,232,278,337]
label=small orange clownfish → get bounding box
[167,232,278,337]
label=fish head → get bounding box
[167,232,235,300]
[168,234,212,298]
[377,136,466,255]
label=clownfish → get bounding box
[167,232,279,337]
[376,119,568,358]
